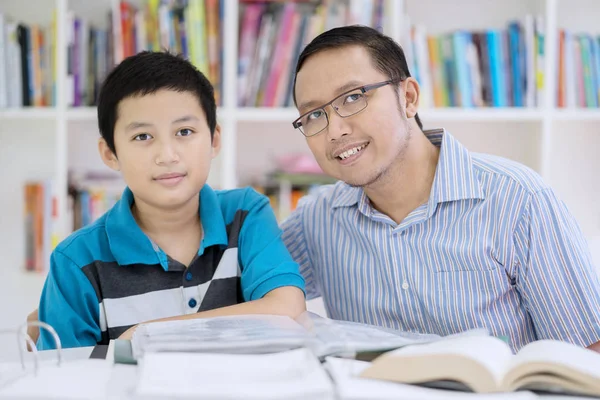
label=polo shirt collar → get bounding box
[105,184,228,270]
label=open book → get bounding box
[129,313,444,361]
[360,335,600,396]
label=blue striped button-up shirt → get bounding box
[282,129,600,352]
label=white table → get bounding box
[2,347,596,400]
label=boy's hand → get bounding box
[118,324,138,340]
[26,309,40,351]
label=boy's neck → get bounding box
[132,193,202,241]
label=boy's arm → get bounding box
[119,286,305,339]
[37,250,103,349]
[119,189,306,339]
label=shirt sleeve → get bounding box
[280,196,321,300]
[37,249,102,350]
[514,188,600,347]
[238,189,306,301]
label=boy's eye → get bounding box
[134,133,152,141]
[176,128,194,136]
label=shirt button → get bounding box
[185,272,193,281]
[402,280,409,290]
[188,298,197,308]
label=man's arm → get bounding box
[514,188,600,350]
[281,194,321,300]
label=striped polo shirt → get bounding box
[38,185,305,350]
[282,129,600,352]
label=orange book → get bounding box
[558,30,565,108]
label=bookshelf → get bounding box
[0,0,599,279]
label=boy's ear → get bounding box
[211,124,222,159]
[98,138,120,171]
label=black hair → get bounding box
[97,51,217,155]
[294,25,423,130]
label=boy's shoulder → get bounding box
[53,213,114,268]
[211,186,270,220]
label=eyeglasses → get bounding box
[292,80,394,137]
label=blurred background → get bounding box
[0,0,599,357]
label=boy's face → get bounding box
[99,89,220,210]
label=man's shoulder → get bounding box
[471,152,549,195]
[54,213,113,268]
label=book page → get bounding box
[505,340,600,390]
[325,357,538,400]
[379,335,513,388]
[130,314,312,359]
[135,348,334,400]
[303,314,443,356]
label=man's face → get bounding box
[100,89,220,210]
[294,46,413,187]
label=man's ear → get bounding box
[98,138,120,171]
[211,124,222,159]
[402,77,420,119]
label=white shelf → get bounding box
[66,107,232,123]
[236,107,299,122]
[67,107,97,121]
[418,108,545,122]
[0,108,57,120]
[552,109,600,121]
[235,107,547,123]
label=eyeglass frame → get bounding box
[292,79,396,137]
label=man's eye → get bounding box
[344,93,363,104]
[307,110,324,121]
[176,128,194,136]
[134,133,152,141]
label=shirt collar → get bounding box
[426,128,485,206]
[331,129,485,211]
[105,184,228,270]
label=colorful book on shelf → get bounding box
[237,0,385,108]
[23,180,56,272]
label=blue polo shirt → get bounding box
[38,185,305,350]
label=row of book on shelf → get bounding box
[557,30,600,108]
[403,16,545,108]
[3,0,600,110]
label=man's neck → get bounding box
[364,129,440,225]
[132,194,202,240]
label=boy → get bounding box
[36,51,306,349]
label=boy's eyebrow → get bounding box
[125,121,154,132]
[172,115,200,124]
[124,116,200,132]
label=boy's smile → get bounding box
[153,171,188,187]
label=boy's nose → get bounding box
[155,141,180,165]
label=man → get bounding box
[282,25,600,353]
